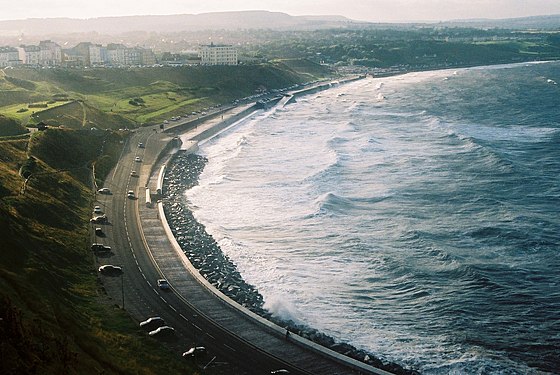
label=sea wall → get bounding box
[285,75,366,105]
[159,152,415,375]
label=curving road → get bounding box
[94,112,389,375]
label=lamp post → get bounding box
[121,268,125,309]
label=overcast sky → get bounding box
[0,0,559,22]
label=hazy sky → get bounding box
[0,0,559,22]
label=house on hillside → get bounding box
[36,122,48,131]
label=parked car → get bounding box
[90,214,108,223]
[182,347,207,359]
[93,205,103,214]
[157,279,170,290]
[148,326,174,337]
[95,227,103,236]
[139,317,165,330]
[98,265,122,274]
[98,187,111,194]
[91,243,111,252]
[134,156,141,162]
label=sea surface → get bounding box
[185,62,560,374]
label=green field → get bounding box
[0,61,331,133]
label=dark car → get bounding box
[91,243,111,253]
[98,265,122,275]
[157,279,170,290]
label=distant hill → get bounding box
[0,11,355,37]
[443,14,560,29]
[1,11,559,40]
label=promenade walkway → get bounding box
[136,102,392,375]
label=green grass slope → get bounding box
[2,62,330,127]
[0,114,29,137]
[0,133,194,375]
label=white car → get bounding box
[182,346,206,359]
[140,317,165,329]
[148,326,174,337]
[90,214,108,223]
[98,187,111,194]
[127,190,135,199]
[138,142,144,148]
[134,156,141,162]
[130,170,138,177]
[157,279,170,290]
[93,205,102,214]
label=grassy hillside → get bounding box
[0,62,332,373]
[0,114,29,137]
[0,132,194,375]
[1,62,330,128]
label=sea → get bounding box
[185,62,560,374]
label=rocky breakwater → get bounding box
[162,152,269,317]
[162,151,418,375]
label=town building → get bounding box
[88,44,108,66]
[199,43,238,66]
[17,45,41,66]
[0,46,20,67]
[38,40,62,66]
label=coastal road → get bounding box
[95,127,312,374]
[94,109,388,374]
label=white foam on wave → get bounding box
[263,294,305,324]
[183,68,560,373]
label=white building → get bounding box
[18,45,41,66]
[106,43,127,66]
[0,46,20,67]
[199,43,238,66]
[89,44,108,66]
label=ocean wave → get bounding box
[314,192,355,215]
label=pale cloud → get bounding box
[0,0,559,22]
